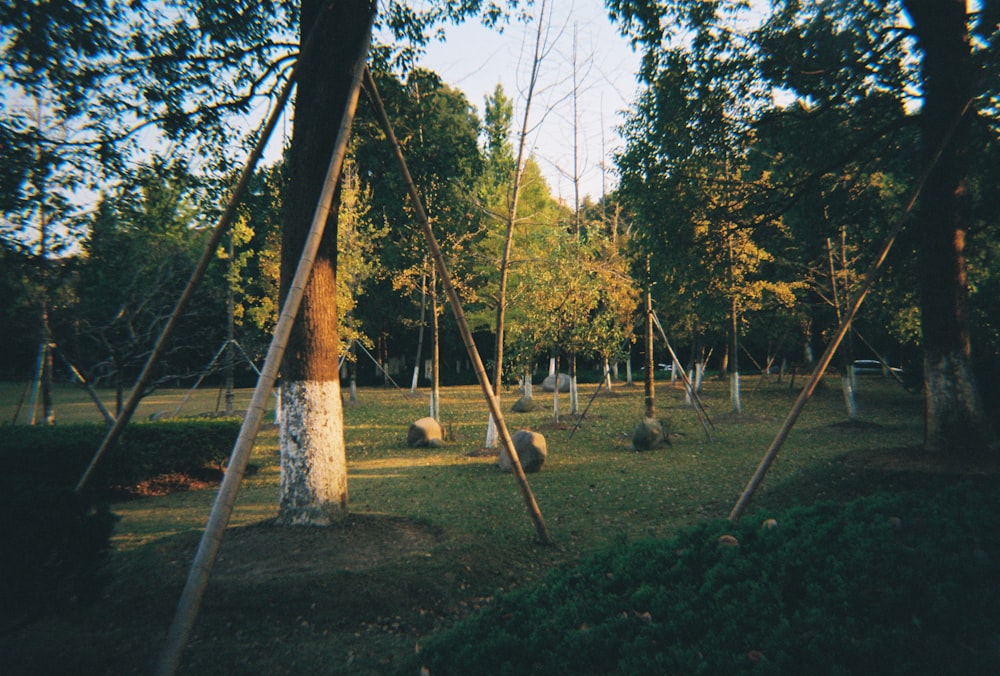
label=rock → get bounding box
[631,418,664,451]
[407,417,443,448]
[541,373,571,392]
[511,396,538,412]
[498,429,547,473]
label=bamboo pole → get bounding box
[153,20,373,676]
[73,6,334,493]
[363,66,552,546]
[727,103,969,522]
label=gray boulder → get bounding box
[407,416,444,448]
[511,396,538,412]
[631,418,666,451]
[498,429,547,473]
[541,373,571,392]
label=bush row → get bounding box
[1,418,241,489]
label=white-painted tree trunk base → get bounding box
[841,373,859,420]
[277,380,348,526]
[924,351,992,451]
[730,371,742,414]
[485,413,498,449]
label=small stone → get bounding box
[511,396,538,412]
[541,373,571,392]
[498,429,547,473]
[717,534,739,547]
[407,417,443,448]
[631,418,664,451]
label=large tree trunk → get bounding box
[277,0,371,525]
[905,0,992,452]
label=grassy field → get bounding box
[0,374,956,674]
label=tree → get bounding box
[77,160,218,412]
[274,0,373,526]
[352,67,484,389]
[610,0,999,452]
[904,0,992,450]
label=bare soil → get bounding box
[213,514,440,579]
[843,445,1000,476]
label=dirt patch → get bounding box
[212,514,440,579]
[106,467,230,500]
[843,446,1000,476]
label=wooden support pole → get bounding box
[363,66,552,546]
[153,18,374,676]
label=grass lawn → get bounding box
[3,373,985,674]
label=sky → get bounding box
[416,1,642,204]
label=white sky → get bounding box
[417,1,642,204]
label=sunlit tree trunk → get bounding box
[905,0,992,452]
[277,0,370,525]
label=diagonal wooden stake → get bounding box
[362,66,552,546]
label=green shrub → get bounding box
[0,419,239,624]
[1,488,119,623]
[0,418,241,488]
[410,482,1000,674]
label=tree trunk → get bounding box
[730,295,742,414]
[224,233,235,416]
[430,265,440,421]
[644,286,655,419]
[277,0,371,526]
[569,353,579,415]
[411,268,427,393]
[552,353,561,424]
[349,342,358,403]
[488,0,547,448]
[828,236,858,420]
[905,0,992,452]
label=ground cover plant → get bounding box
[410,483,1000,674]
[1,375,996,673]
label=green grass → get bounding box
[3,374,974,674]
